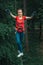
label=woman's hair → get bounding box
[17,9,23,12]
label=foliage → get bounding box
[0,0,43,65]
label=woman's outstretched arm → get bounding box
[26,11,36,20]
[26,16,33,19]
[5,9,16,19]
[10,12,16,19]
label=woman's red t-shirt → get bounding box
[15,16,26,32]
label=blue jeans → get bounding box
[15,32,24,52]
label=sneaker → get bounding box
[17,53,24,57]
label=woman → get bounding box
[9,9,32,57]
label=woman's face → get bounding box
[18,9,23,16]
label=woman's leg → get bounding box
[20,32,24,42]
[15,32,23,52]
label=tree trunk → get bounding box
[23,0,29,52]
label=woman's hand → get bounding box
[5,9,16,18]
[5,9,10,15]
[31,11,36,18]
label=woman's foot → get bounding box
[17,52,24,57]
